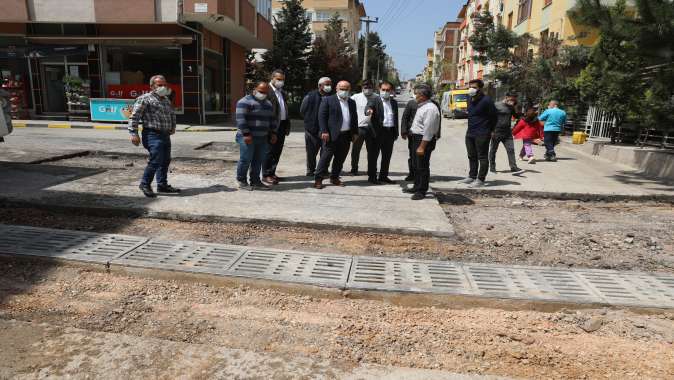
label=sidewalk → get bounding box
[12,119,236,132]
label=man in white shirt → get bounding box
[404,85,440,200]
[365,81,399,184]
[262,69,290,185]
[348,79,377,175]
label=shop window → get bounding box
[103,46,182,111]
[204,51,224,113]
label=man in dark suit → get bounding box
[314,80,358,189]
[262,69,290,185]
[400,97,418,182]
[365,81,399,184]
[300,76,332,177]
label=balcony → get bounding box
[183,0,272,49]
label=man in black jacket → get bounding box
[262,69,290,185]
[314,80,359,189]
[365,81,399,184]
[461,79,497,188]
[300,77,332,177]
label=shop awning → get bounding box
[26,36,194,46]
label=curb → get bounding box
[434,187,674,204]
[12,122,235,133]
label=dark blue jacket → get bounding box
[467,95,497,137]
[318,95,358,142]
[300,90,327,135]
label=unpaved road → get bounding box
[1,261,673,379]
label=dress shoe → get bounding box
[314,179,324,189]
[368,178,381,185]
[306,172,315,177]
[349,169,359,176]
[411,193,426,200]
[330,178,345,186]
[378,177,396,184]
[139,184,156,198]
[157,184,181,193]
[272,175,282,183]
[250,182,271,191]
[404,175,414,181]
[262,176,277,185]
[403,187,417,194]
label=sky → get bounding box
[360,0,463,80]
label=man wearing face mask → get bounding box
[235,81,278,190]
[461,79,497,188]
[314,80,359,189]
[262,69,290,185]
[128,74,179,198]
[489,92,522,173]
[365,80,399,184]
[349,79,377,176]
[300,77,332,177]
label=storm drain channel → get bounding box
[1,224,673,309]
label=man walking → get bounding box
[300,76,332,177]
[461,79,497,188]
[235,81,277,190]
[400,96,418,182]
[314,80,358,189]
[349,79,377,175]
[365,80,399,184]
[403,85,440,200]
[489,92,522,173]
[539,100,566,161]
[262,69,290,185]
[129,74,180,198]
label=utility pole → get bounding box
[360,16,378,81]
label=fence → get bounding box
[584,106,615,140]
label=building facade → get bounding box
[0,0,273,124]
[432,21,462,88]
[272,0,365,47]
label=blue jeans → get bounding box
[236,134,269,184]
[141,129,171,187]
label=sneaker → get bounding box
[549,155,557,162]
[459,177,475,184]
[510,167,524,174]
[139,184,156,198]
[157,184,181,193]
[250,182,271,191]
[378,177,396,184]
[527,157,536,164]
[237,180,250,190]
[411,193,426,200]
[468,179,486,188]
[404,175,414,181]
[519,156,527,161]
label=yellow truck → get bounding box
[440,89,470,119]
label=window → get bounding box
[257,0,272,21]
[517,0,532,24]
[204,51,224,113]
[507,12,513,30]
[305,11,314,21]
[315,11,339,21]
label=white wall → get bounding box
[31,0,96,23]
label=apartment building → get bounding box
[0,0,273,124]
[432,21,462,88]
[272,0,366,47]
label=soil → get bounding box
[1,261,673,379]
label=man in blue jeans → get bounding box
[235,81,278,190]
[128,74,179,198]
[539,100,567,161]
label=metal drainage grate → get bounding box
[0,224,146,264]
[348,257,472,293]
[577,271,674,307]
[228,249,351,287]
[112,240,246,275]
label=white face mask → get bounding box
[274,80,284,89]
[468,88,479,97]
[322,85,332,93]
[363,89,373,96]
[380,91,391,100]
[155,86,170,97]
[254,91,267,101]
[337,90,349,99]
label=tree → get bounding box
[469,10,520,66]
[357,32,388,83]
[245,50,267,88]
[307,14,359,88]
[261,0,312,99]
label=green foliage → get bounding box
[307,14,359,88]
[357,32,390,86]
[261,0,312,98]
[468,10,520,66]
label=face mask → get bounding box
[363,89,373,96]
[274,80,284,89]
[322,85,332,93]
[380,91,391,100]
[468,88,479,97]
[337,90,349,99]
[155,86,170,97]
[254,91,267,101]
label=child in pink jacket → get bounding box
[512,105,544,164]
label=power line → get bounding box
[376,0,408,33]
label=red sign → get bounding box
[107,84,182,108]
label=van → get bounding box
[441,89,470,119]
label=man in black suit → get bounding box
[365,81,399,184]
[300,76,332,177]
[314,80,358,189]
[262,69,290,185]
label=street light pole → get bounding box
[360,16,378,81]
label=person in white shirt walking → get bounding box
[349,79,377,175]
[403,85,440,200]
[262,69,290,185]
[365,81,399,184]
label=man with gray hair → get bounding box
[300,76,332,176]
[404,84,440,200]
[128,74,179,198]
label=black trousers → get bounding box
[315,132,351,181]
[465,134,491,181]
[366,128,396,179]
[350,134,365,172]
[544,131,560,158]
[489,134,518,170]
[407,136,415,178]
[305,131,322,175]
[262,119,289,177]
[411,134,436,195]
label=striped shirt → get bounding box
[128,92,175,135]
[236,95,275,137]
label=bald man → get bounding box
[314,80,359,189]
